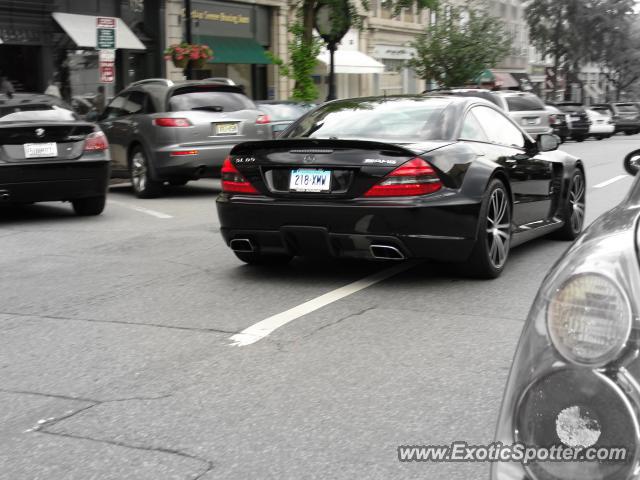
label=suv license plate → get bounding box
[214,123,239,135]
[24,143,58,158]
[289,169,331,192]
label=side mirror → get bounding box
[537,133,560,152]
[623,149,640,176]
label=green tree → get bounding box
[599,13,640,100]
[271,0,438,101]
[525,0,635,99]
[407,3,511,88]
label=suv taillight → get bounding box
[154,118,192,127]
[364,158,442,197]
[221,157,258,194]
[84,130,109,151]
[256,114,270,125]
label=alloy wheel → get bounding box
[131,152,147,193]
[486,187,511,269]
[569,173,586,233]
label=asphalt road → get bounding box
[1,135,638,480]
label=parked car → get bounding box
[586,107,615,139]
[0,93,110,215]
[592,102,640,135]
[424,89,551,138]
[553,102,591,142]
[217,95,585,278]
[255,100,315,138]
[545,105,570,142]
[491,91,553,138]
[98,79,271,198]
[491,150,640,480]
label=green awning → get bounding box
[195,35,272,65]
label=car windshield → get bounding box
[257,103,311,121]
[616,104,638,113]
[284,98,449,141]
[505,95,545,111]
[169,90,256,112]
[0,105,76,123]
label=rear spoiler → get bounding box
[230,138,420,157]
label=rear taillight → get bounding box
[84,130,109,151]
[549,114,557,125]
[170,150,199,156]
[364,158,442,197]
[256,114,270,125]
[154,118,192,127]
[221,157,258,194]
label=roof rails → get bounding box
[130,78,174,87]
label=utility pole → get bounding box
[185,0,193,80]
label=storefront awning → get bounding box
[317,50,385,74]
[474,69,520,88]
[196,36,271,65]
[52,12,146,50]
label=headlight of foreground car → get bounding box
[491,217,640,480]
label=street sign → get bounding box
[96,16,117,50]
[99,49,116,63]
[99,64,115,83]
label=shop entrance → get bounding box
[0,45,42,92]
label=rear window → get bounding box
[591,107,610,115]
[0,105,76,123]
[284,98,449,141]
[257,104,311,121]
[616,104,639,113]
[505,95,545,112]
[557,104,585,113]
[439,91,502,107]
[169,90,256,112]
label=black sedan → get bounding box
[491,153,640,479]
[0,94,110,215]
[216,96,585,278]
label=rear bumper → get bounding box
[216,193,481,261]
[152,143,236,179]
[0,160,110,203]
[614,121,640,132]
[522,126,552,137]
[551,125,570,138]
[568,125,590,136]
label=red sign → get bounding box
[97,17,117,28]
[99,64,115,84]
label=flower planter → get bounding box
[173,57,189,69]
[193,57,208,69]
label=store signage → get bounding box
[187,1,253,38]
[99,49,116,84]
[372,45,416,60]
[97,17,117,49]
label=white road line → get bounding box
[109,200,173,219]
[592,175,629,189]
[229,260,421,347]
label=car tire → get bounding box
[234,251,293,266]
[169,179,189,187]
[72,195,106,216]
[559,136,567,143]
[466,179,511,279]
[574,135,585,142]
[596,135,605,140]
[130,146,162,198]
[625,131,635,136]
[552,169,586,241]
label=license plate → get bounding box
[24,142,58,158]
[523,118,539,125]
[289,169,331,192]
[214,123,239,135]
[571,116,581,121]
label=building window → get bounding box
[382,58,404,73]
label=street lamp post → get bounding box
[314,0,350,102]
[184,0,193,80]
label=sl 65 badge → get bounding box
[235,157,256,163]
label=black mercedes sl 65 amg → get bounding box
[216,96,586,278]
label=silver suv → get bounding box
[491,91,552,138]
[99,79,271,198]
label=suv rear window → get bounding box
[169,90,256,112]
[557,104,586,113]
[616,104,639,113]
[505,95,545,112]
[0,105,76,122]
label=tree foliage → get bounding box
[407,2,511,88]
[270,0,438,100]
[600,13,640,100]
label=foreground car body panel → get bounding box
[491,171,640,479]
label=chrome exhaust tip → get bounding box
[370,245,405,260]
[230,238,255,253]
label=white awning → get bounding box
[52,12,146,50]
[317,50,385,74]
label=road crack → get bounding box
[2,388,214,479]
